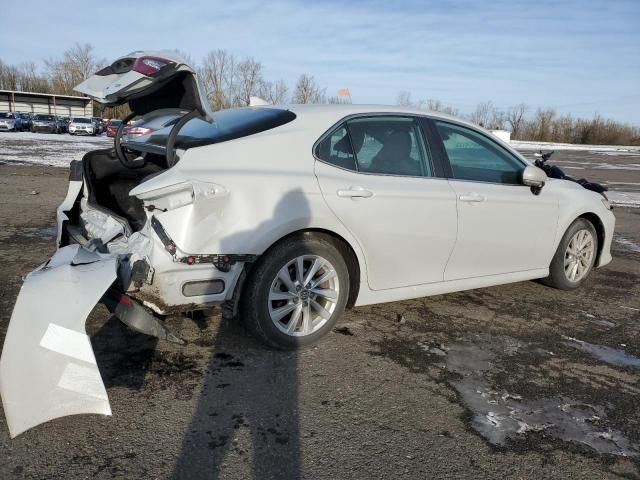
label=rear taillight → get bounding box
[126,127,155,136]
[132,56,174,76]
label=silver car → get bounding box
[0,112,23,132]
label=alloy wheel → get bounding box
[564,229,595,282]
[268,255,340,337]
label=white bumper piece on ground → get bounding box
[0,244,116,437]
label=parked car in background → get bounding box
[18,113,33,131]
[0,112,23,132]
[92,117,104,134]
[31,114,62,133]
[56,117,68,133]
[105,119,122,137]
[68,117,96,135]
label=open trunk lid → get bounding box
[74,50,212,118]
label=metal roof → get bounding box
[0,90,92,102]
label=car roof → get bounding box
[281,103,475,129]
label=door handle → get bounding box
[459,193,485,202]
[337,187,374,198]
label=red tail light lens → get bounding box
[126,127,155,136]
[132,56,174,76]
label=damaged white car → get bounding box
[0,50,615,437]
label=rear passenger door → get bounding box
[314,115,458,291]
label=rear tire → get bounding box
[541,218,598,290]
[240,233,350,349]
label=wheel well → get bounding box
[262,228,361,309]
[578,212,605,264]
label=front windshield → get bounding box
[0,113,11,119]
[34,115,55,121]
[109,120,122,126]
[73,118,91,123]
[20,114,30,119]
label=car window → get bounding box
[435,121,523,184]
[347,117,431,177]
[315,125,356,171]
[131,107,296,151]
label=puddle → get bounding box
[615,236,640,253]
[16,225,57,239]
[563,337,640,369]
[589,319,616,328]
[443,335,638,456]
[581,312,616,328]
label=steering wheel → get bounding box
[165,110,202,168]
[114,112,143,168]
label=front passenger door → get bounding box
[432,120,559,281]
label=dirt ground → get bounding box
[0,160,639,479]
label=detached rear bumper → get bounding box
[0,245,117,437]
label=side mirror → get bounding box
[522,165,547,194]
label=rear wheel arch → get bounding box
[256,228,361,309]
[226,228,362,321]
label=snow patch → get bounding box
[512,140,640,154]
[608,191,640,208]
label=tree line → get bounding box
[397,92,640,146]
[1,44,637,145]
[0,44,349,118]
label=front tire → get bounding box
[240,233,350,349]
[542,218,598,290]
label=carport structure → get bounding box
[0,90,92,117]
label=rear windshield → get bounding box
[129,107,296,151]
[73,118,91,123]
[34,115,55,121]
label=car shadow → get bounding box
[92,315,158,391]
[169,188,311,479]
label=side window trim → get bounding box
[419,117,453,179]
[313,122,359,173]
[430,119,527,185]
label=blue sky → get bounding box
[1,0,639,124]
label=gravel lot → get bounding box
[0,133,639,479]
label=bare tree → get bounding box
[0,60,19,90]
[45,43,104,95]
[327,96,351,104]
[234,58,263,106]
[292,74,326,104]
[199,50,237,111]
[258,79,289,104]
[396,91,413,107]
[395,92,458,116]
[424,99,458,116]
[505,103,528,138]
[468,101,504,129]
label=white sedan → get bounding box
[0,51,615,436]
